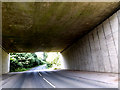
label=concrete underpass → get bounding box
[0,2,120,88]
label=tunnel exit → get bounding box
[9,52,65,72]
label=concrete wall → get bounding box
[62,10,119,73]
[0,48,2,75]
[2,49,10,74]
[118,10,120,74]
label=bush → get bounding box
[46,62,52,68]
[10,53,47,72]
[15,68,27,72]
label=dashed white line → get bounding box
[43,78,56,88]
[39,73,42,76]
[38,72,56,88]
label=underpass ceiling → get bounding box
[2,2,120,52]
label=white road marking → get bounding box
[43,78,56,88]
[39,73,42,76]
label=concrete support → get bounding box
[0,48,1,90]
[62,10,119,73]
[2,49,10,74]
[0,54,1,73]
[118,10,120,74]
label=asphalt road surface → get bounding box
[2,65,118,88]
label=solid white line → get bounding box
[43,78,56,88]
[39,73,42,76]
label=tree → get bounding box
[10,53,44,72]
[43,52,48,61]
[46,52,61,69]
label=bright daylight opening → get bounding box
[10,52,65,72]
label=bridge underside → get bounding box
[1,2,119,74]
[2,2,120,52]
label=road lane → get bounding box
[2,65,118,88]
[39,71,117,88]
[2,72,52,88]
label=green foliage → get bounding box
[10,52,62,72]
[51,53,61,66]
[43,52,48,61]
[14,67,33,72]
[14,68,27,72]
[46,62,53,68]
[46,52,61,69]
[10,53,45,72]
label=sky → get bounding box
[35,52,44,59]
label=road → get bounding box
[2,65,118,88]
